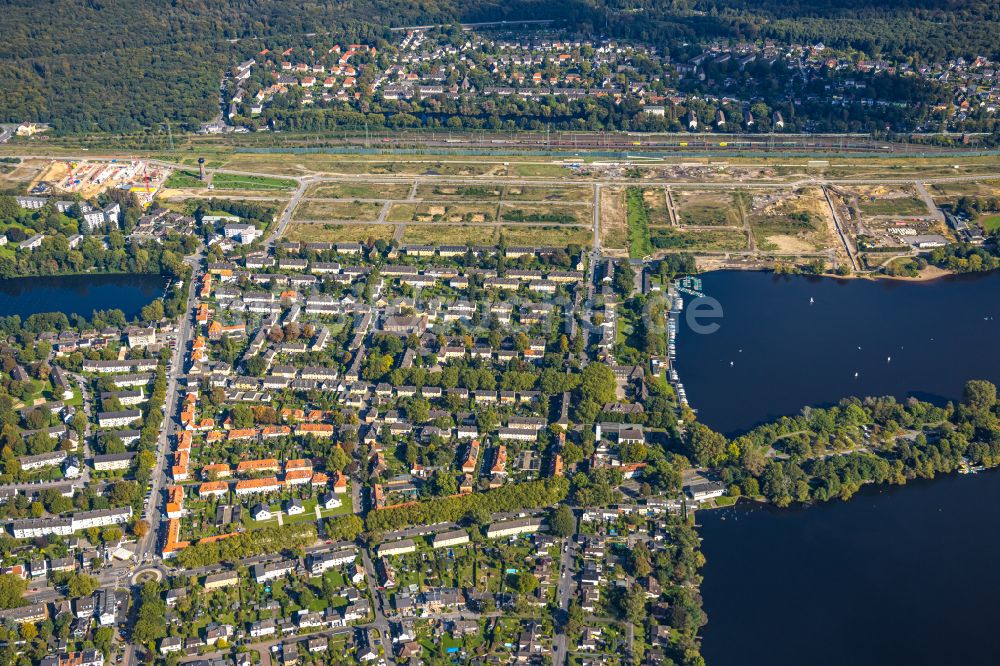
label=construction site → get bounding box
[30,159,170,206]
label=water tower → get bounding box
[198,157,206,180]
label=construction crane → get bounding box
[139,163,153,200]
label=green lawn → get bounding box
[319,490,354,517]
[164,169,204,188]
[212,173,297,190]
[857,196,927,217]
[65,388,84,408]
[625,187,653,258]
[980,214,1000,232]
[650,227,747,252]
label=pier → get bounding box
[667,284,689,410]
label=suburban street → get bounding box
[552,511,579,664]
[123,249,203,666]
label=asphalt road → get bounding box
[552,512,580,665]
[123,249,202,666]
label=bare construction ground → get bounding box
[387,202,496,224]
[6,146,998,274]
[837,184,930,217]
[747,187,837,254]
[599,186,627,252]
[640,188,672,227]
[0,158,46,191]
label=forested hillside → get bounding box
[613,0,1000,63]
[0,0,997,133]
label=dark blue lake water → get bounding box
[683,270,1000,665]
[674,270,1000,436]
[699,470,1000,666]
[0,273,168,320]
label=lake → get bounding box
[0,273,169,320]
[674,270,1000,436]
[698,470,1000,666]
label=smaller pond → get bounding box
[0,273,169,320]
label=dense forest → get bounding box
[1,0,998,132]
[612,0,1000,63]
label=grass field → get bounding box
[211,173,296,190]
[401,225,499,245]
[625,187,653,258]
[856,195,928,217]
[503,185,592,202]
[674,191,744,227]
[180,157,224,168]
[980,214,1000,232]
[508,163,573,177]
[283,223,392,243]
[650,227,748,252]
[929,181,988,198]
[500,225,591,247]
[164,169,203,188]
[500,203,587,225]
[305,182,411,199]
[293,200,382,221]
[415,183,501,200]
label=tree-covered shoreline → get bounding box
[685,379,1000,507]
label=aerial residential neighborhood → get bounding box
[220,27,1000,136]
[0,160,716,665]
[2,1,1000,664]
